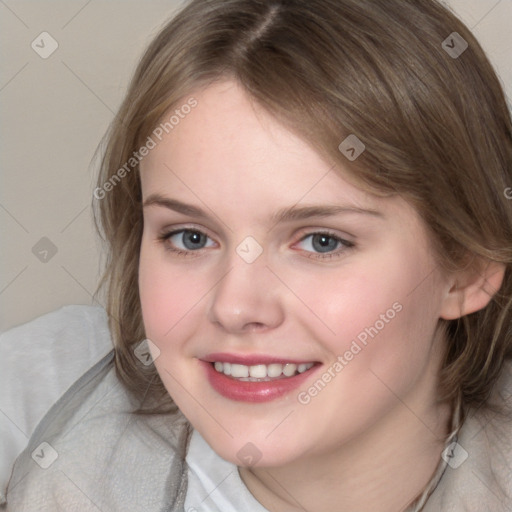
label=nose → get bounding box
[207,251,285,334]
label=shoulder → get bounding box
[4,348,190,512]
[0,304,112,390]
[1,304,110,341]
[0,305,113,506]
[425,359,512,511]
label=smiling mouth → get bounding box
[212,361,315,381]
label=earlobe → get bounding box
[439,261,506,320]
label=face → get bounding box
[138,79,451,467]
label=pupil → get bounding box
[313,234,337,253]
[184,231,205,249]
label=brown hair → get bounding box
[93,0,512,416]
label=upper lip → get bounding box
[201,352,318,365]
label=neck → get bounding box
[239,372,453,512]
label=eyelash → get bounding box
[157,228,355,260]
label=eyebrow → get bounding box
[142,194,384,223]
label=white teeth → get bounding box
[249,365,267,378]
[230,364,249,378]
[267,363,283,378]
[213,361,314,379]
[282,363,297,377]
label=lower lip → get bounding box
[201,361,319,403]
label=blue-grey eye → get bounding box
[298,233,347,254]
[168,230,214,250]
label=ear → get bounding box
[440,260,506,320]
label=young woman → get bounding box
[4,0,512,510]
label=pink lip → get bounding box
[200,356,320,403]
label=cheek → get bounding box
[138,239,210,343]
[286,258,403,347]
[289,251,440,375]
[287,260,443,437]
[138,241,208,410]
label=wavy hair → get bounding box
[93,0,512,416]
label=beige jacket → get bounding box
[3,351,512,511]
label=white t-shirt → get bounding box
[185,429,269,512]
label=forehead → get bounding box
[139,79,412,226]
[143,81,324,180]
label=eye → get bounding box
[296,232,354,259]
[158,229,216,253]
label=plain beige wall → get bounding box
[1,0,511,332]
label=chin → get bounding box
[196,424,307,468]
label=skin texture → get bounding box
[138,79,502,511]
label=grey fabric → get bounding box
[423,359,512,511]
[2,351,190,512]
[3,348,511,511]
[0,305,112,503]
